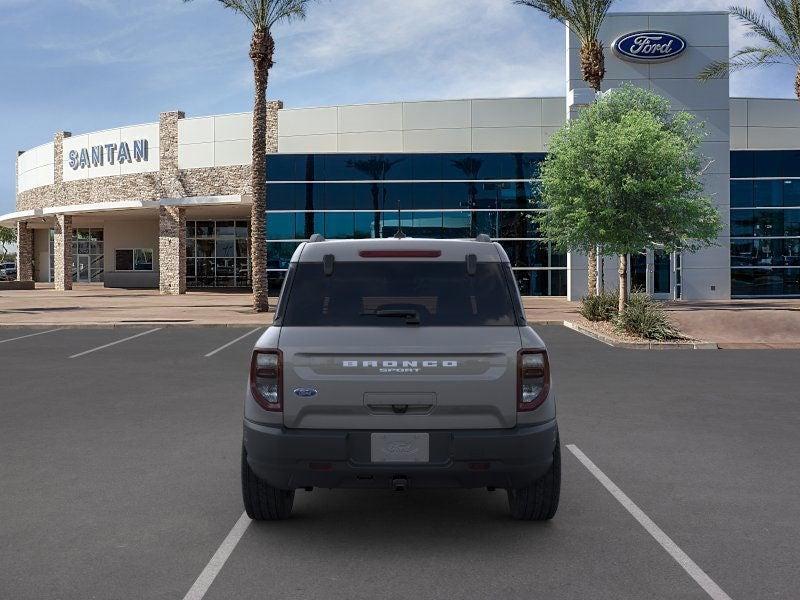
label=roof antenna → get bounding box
[394,197,406,239]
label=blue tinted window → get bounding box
[732,268,800,296]
[298,155,325,181]
[444,154,486,179]
[439,183,467,210]
[294,212,321,240]
[754,180,783,207]
[410,182,443,209]
[730,181,753,208]
[267,184,298,210]
[442,211,472,237]
[783,180,800,207]
[266,155,297,181]
[785,209,800,235]
[267,242,301,270]
[354,212,378,239]
[266,213,295,240]
[781,150,800,177]
[730,210,753,237]
[730,151,754,178]
[353,183,380,210]
[324,183,353,210]
[412,155,442,180]
[411,212,443,237]
[754,151,783,177]
[382,183,413,211]
[324,213,354,239]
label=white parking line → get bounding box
[0,329,63,345]
[68,328,162,359]
[204,328,262,358]
[566,444,733,600]
[182,511,251,600]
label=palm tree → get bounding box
[699,2,800,101]
[348,157,405,238]
[515,0,616,295]
[185,0,313,312]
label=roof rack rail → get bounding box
[476,234,492,242]
[308,233,326,243]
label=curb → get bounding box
[562,321,718,350]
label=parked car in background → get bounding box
[0,262,16,281]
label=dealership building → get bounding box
[4,10,800,299]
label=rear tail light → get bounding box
[250,349,282,412]
[518,349,550,411]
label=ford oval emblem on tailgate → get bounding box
[293,388,318,397]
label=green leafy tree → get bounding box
[0,226,15,263]
[699,2,800,100]
[184,0,314,311]
[535,85,722,313]
[515,0,616,294]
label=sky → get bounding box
[1,0,797,216]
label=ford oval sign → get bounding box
[293,388,318,398]
[613,31,687,63]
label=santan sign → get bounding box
[613,31,687,62]
[68,139,149,170]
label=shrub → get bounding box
[614,293,684,340]
[580,290,619,322]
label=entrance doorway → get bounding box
[72,228,104,283]
[625,248,675,299]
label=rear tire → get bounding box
[507,437,561,521]
[241,446,294,520]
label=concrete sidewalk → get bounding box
[0,284,271,327]
[1,285,799,347]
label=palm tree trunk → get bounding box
[618,254,628,314]
[250,29,274,313]
[580,39,604,296]
[587,247,597,297]
[796,67,800,102]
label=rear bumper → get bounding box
[243,419,558,490]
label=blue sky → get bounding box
[1,0,797,215]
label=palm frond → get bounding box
[730,5,800,65]
[699,46,789,80]
[515,0,616,43]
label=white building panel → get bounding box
[338,131,403,152]
[729,99,748,127]
[746,127,800,150]
[179,116,214,145]
[278,107,338,137]
[278,134,338,153]
[214,139,250,167]
[214,113,252,142]
[730,126,748,149]
[178,142,214,170]
[541,98,566,127]
[472,127,543,152]
[747,98,800,128]
[471,98,542,128]
[402,128,471,153]
[403,100,471,130]
[338,103,403,133]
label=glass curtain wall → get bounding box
[731,151,800,297]
[264,153,567,295]
[186,220,251,288]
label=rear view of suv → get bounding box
[242,237,560,520]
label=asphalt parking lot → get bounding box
[1,325,799,600]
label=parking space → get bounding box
[1,325,799,599]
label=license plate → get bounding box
[370,433,429,463]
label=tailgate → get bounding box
[279,327,521,429]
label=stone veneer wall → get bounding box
[53,214,73,291]
[158,206,186,295]
[15,222,33,281]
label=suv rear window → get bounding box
[280,261,520,327]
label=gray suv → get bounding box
[242,236,560,521]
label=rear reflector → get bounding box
[359,250,442,258]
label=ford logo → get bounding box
[613,31,686,63]
[293,388,318,397]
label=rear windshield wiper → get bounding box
[361,309,421,325]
